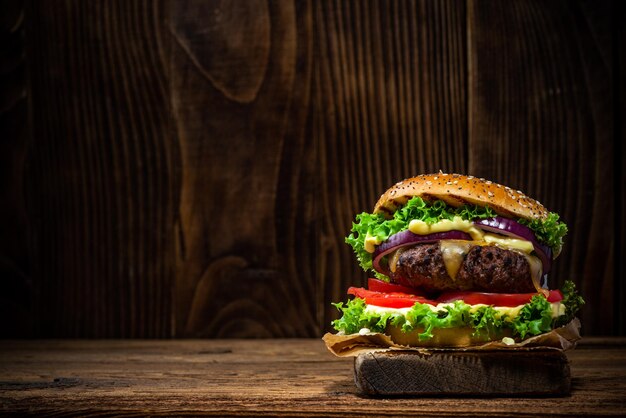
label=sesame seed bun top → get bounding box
[373,173,549,221]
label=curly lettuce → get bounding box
[510,295,554,339]
[345,196,567,277]
[518,212,568,255]
[331,281,583,341]
[554,280,585,327]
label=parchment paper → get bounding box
[322,318,581,357]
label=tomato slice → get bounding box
[347,287,437,308]
[348,285,563,309]
[367,278,425,296]
[436,290,563,307]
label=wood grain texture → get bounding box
[354,350,570,396]
[618,1,626,334]
[467,0,615,334]
[169,0,316,337]
[0,0,31,337]
[26,0,176,337]
[315,0,468,331]
[612,0,626,335]
[0,339,625,416]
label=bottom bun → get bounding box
[386,325,514,347]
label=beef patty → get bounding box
[391,243,536,293]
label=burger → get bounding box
[330,173,584,347]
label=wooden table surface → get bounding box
[1,338,625,416]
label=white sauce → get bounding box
[502,337,515,345]
[365,301,564,320]
[359,328,372,335]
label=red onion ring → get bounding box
[473,217,552,273]
[372,230,472,276]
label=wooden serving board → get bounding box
[354,349,570,396]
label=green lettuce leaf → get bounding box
[404,300,473,340]
[518,212,568,255]
[331,298,397,334]
[471,306,505,338]
[509,295,554,339]
[555,280,585,327]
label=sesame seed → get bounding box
[488,191,494,197]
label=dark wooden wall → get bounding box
[1,0,623,338]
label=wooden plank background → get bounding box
[0,0,622,338]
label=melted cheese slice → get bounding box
[409,216,484,240]
[483,233,533,253]
[440,240,473,280]
[409,216,533,254]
